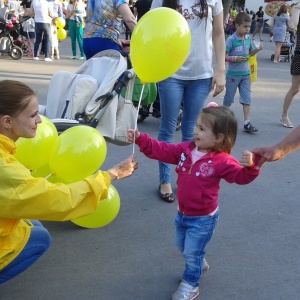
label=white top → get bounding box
[23,17,35,32]
[31,0,52,23]
[151,0,223,80]
[67,2,86,21]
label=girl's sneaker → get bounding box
[172,281,199,300]
[69,56,76,60]
[78,56,85,60]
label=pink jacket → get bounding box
[136,133,260,216]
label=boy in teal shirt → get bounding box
[223,12,263,133]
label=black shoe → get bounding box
[158,184,175,203]
[244,122,258,133]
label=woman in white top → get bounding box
[66,0,86,60]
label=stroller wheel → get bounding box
[9,46,23,60]
[22,44,28,54]
[271,54,274,61]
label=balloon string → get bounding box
[133,84,145,155]
[45,174,52,179]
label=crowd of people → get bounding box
[1,1,300,300]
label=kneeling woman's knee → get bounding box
[31,225,52,254]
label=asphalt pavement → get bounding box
[0,33,300,300]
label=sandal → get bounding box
[280,118,293,128]
[158,184,175,203]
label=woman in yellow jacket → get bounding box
[0,80,138,284]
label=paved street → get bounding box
[0,33,300,300]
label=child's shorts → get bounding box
[28,32,35,39]
[223,75,251,106]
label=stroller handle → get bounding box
[88,69,135,128]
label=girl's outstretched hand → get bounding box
[127,129,140,143]
[107,154,138,181]
[239,150,254,167]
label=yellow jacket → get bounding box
[0,134,111,270]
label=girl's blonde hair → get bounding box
[52,17,57,26]
[200,106,237,154]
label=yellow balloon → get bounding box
[57,28,67,40]
[31,164,52,178]
[14,116,58,170]
[56,17,66,29]
[71,185,120,228]
[48,126,107,183]
[130,8,191,83]
[31,165,64,183]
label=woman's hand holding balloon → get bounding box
[107,154,138,180]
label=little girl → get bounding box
[128,104,260,300]
[50,18,60,60]
[22,17,35,58]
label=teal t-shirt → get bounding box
[226,33,253,76]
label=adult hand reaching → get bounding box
[107,154,138,180]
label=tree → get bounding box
[223,0,233,21]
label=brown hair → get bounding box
[235,12,251,25]
[0,80,35,117]
[200,106,237,154]
[277,4,288,16]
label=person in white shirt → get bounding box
[29,0,53,61]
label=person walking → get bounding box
[279,2,300,128]
[66,0,86,60]
[150,0,226,203]
[0,80,138,285]
[272,4,290,63]
[223,12,263,133]
[252,6,264,41]
[128,105,260,300]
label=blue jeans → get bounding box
[157,77,212,184]
[175,211,219,287]
[0,220,51,285]
[34,22,51,58]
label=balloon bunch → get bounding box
[14,116,120,228]
[56,17,67,41]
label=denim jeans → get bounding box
[157,77,212,184]
[34,22,51,58]
[175,210,219,287]
[0,220,51,285]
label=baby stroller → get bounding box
[40,50,138,146]
[271,32,294,63]
[0,8,29,59]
